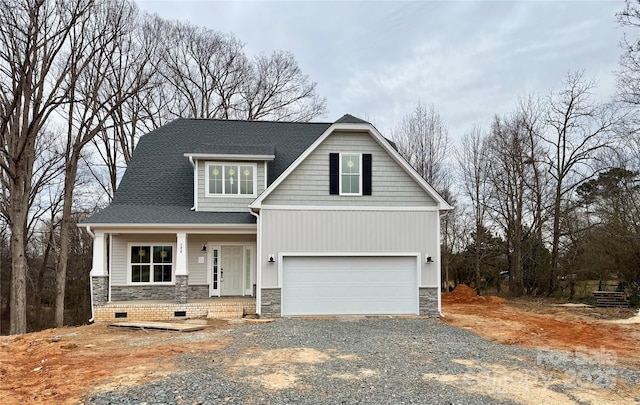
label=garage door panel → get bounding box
[282,256,418,316]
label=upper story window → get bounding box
[340,153,361,195]
[329,153,372,196]
[206,163,256,197]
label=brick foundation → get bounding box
[93,298,256,323]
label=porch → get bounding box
[93,297,256,323]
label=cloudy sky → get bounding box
[137,1,625,141]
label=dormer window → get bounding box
[206,163,256,196]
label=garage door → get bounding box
[281,256,418,316]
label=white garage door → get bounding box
[281,255,418,316]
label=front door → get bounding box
[220,245,244,296]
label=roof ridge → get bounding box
[176,117,334,125]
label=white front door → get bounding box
[220,245,244,296]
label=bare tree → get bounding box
[617,0,640,107]
[54,0,154,327]
[0,0,92,335]
[86,9,161,201]
[456,125,492,291]
[157,20,326,122]
[394,102,451,193]
[485,115,532,296]
[542,71,619,293]
[242,51,327,121]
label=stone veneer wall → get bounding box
[175,275,188,304]
[188,285,210,299]
[419,287,439,315]
[260,288,281,318]
[111,285,175,301]
[92,276,109,306]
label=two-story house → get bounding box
[81,114,452,322]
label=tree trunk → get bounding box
[54,157,79,328]
[549,185,562,294]
[8,174,29,335]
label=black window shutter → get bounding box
[363,153,372,195]
[329,153,339,195]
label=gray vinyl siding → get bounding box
[187,234,256,286]
[260,209,440,287]
[110,233,256,287]
[262,131,436,206]
[197,160,266,211]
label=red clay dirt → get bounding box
[442,284,640,367]
[2,289,640,404]
[0,322,232,405]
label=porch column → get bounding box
[175,232,188,304]
[91,231,108,306]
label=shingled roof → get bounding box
[83,117,342,225]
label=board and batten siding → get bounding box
[261,131,436,206]
[196,160,266,211]
[260,209,440,287]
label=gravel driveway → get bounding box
[85,318,640,404]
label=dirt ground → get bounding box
[441,284,640,367]
[1,290,639,404]
[0,321,233,405]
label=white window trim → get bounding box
[204,162,258,198]
[127,242,176,285]
[339,153,363,196]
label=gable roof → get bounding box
[250,121,453,211]
[335,114,370,124]
[83,115,452,226]
[83,118,331,225]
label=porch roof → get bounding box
[84,204,256,225]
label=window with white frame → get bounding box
[130,245,173,283]
[340,153,361,195]
[206,163,256,196]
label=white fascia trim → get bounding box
[250,122,453,210]
[364,127,453,211]
[420,285,440,288]
[184,153,275,161]
[260,205,440,212]
[85,224,257,235]
[277,251,421,289]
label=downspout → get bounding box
[250,209,261,316]
[437,210,449,318]
[85,226,96,323]
[108,232,113,303]
[189,156,197,211]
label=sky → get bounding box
[136,1,625,141]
